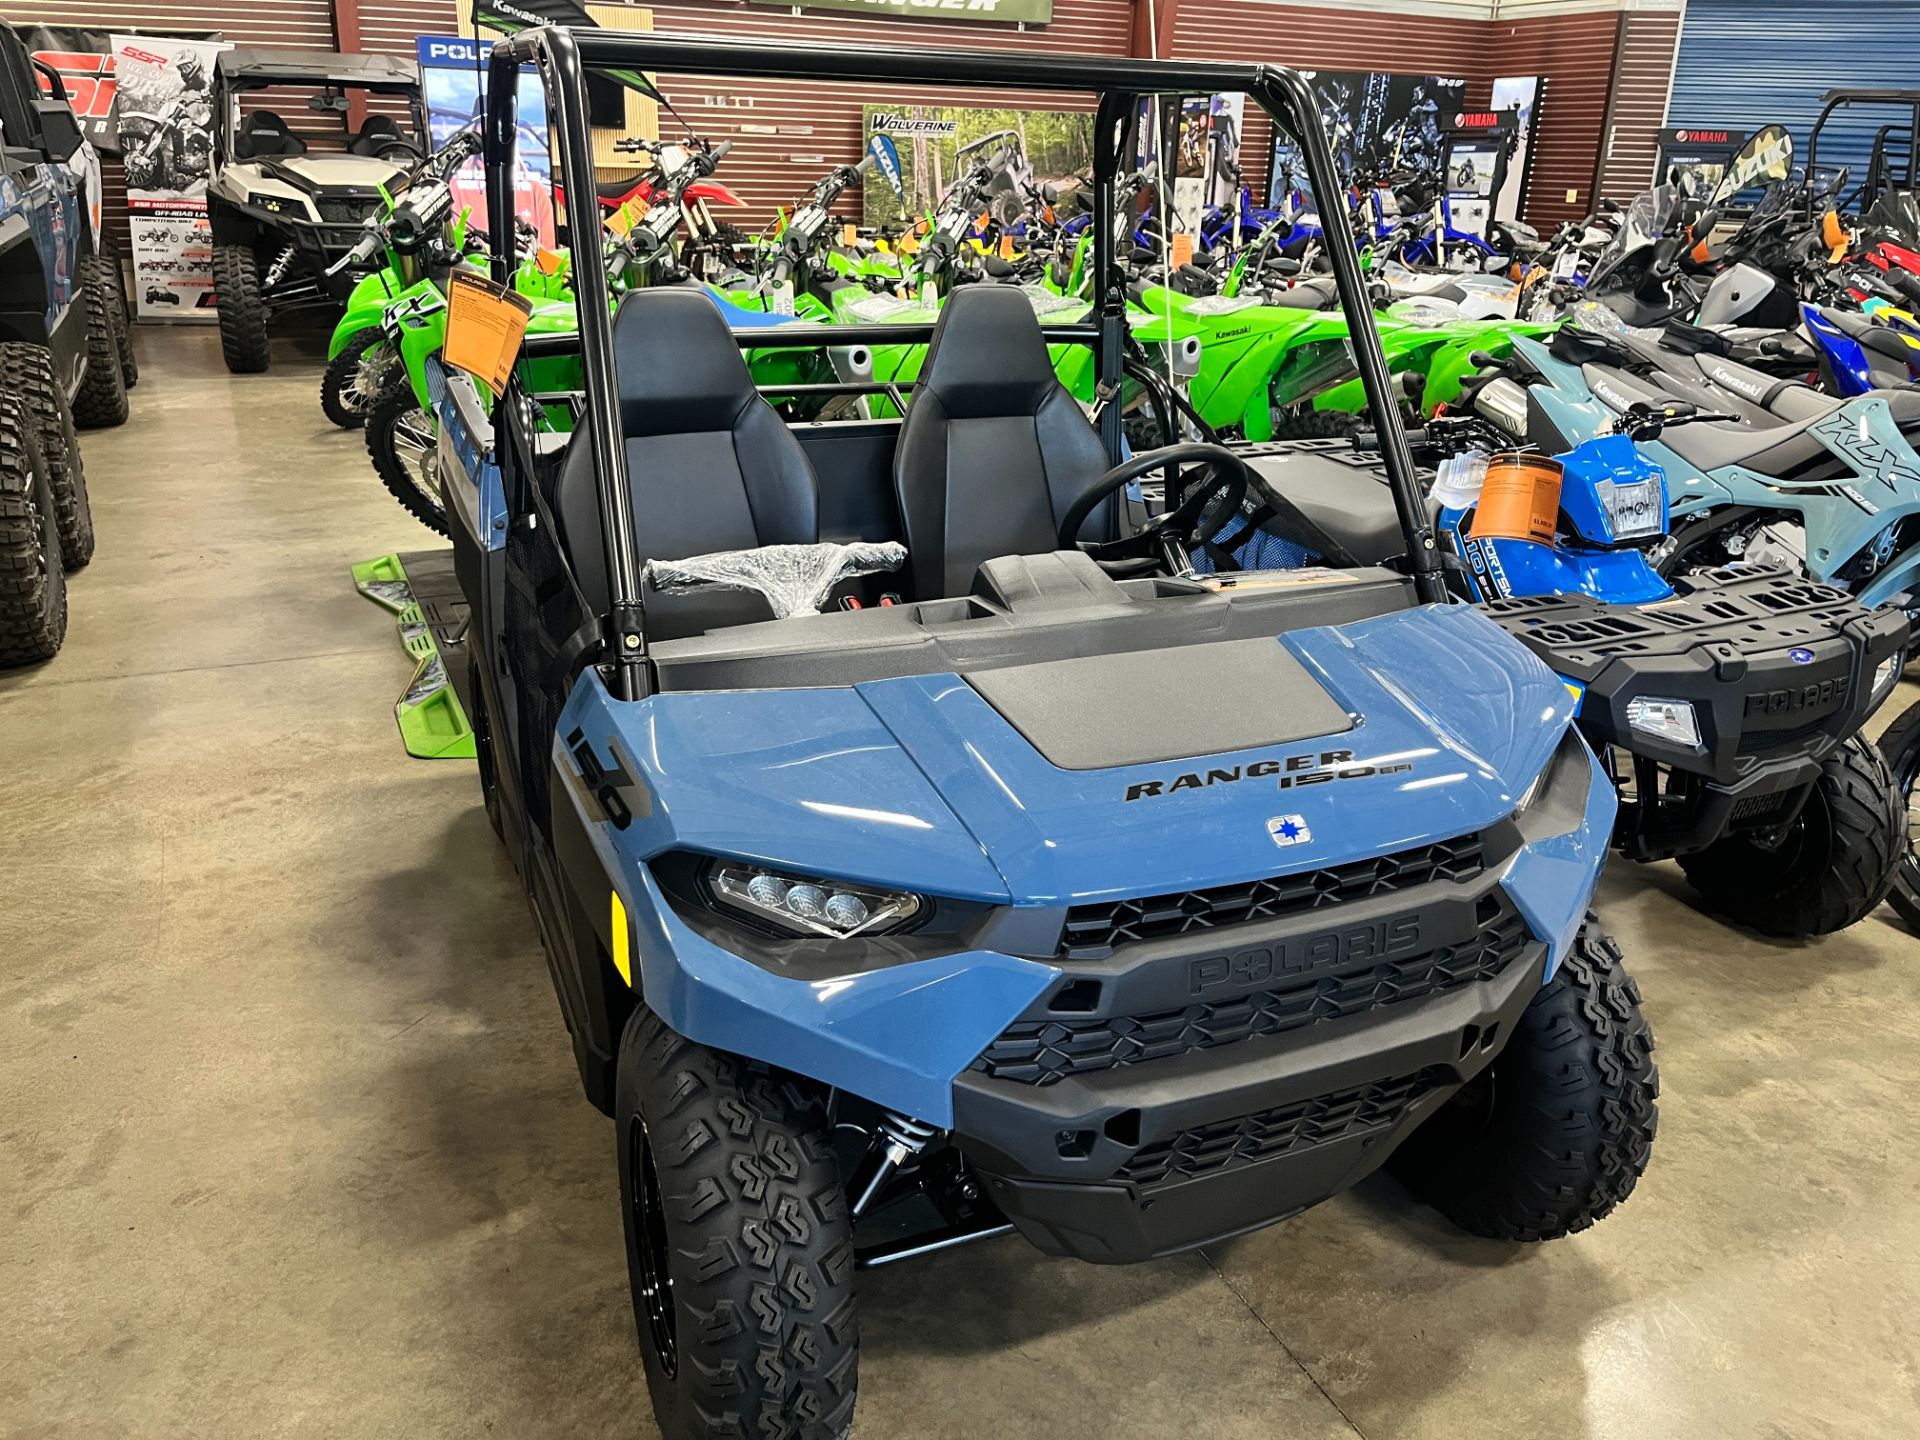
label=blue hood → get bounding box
[602,604,1574,905]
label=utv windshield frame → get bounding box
[481,26,1439,700]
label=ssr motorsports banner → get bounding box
[22,24,222,153]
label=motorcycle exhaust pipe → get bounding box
[1147,334,1203,380]
[829,344,874,384]
[1472,376,1532,440]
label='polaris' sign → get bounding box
[752,0,1054,21]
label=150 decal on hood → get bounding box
[1124,747,1413,803]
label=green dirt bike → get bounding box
[321,130,487,429]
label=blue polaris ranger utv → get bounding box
[441,30,1658,1439]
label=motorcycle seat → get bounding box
[1267,277,1338,310]
[1826,308,1920,365]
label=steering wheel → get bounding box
[374,138,428,166]
[1056,442,1251,571]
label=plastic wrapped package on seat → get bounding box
[642,541,908,619]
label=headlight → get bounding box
[1872,652,1905,705]
[248,193,288,214]
[710,862,922,939]
[1626,696,1702,749]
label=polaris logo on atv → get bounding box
[1123,748,1411,802]
[1745,675,1848,718]
[1189,916,1422,995]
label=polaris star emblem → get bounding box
[1267,814,1312,847]
[1788,648,1815,664]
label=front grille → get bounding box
[316,197,376,225]
[1118,1067,1446,1189]
[973,904,1531,1086]
[1058,835,1485,959]
[1730,789,1797,825]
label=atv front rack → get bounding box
[1480,566,1906,859]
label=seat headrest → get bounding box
[917,284,1059,419]
[239,110,303,158]
[348,115,401,155]
[612,288,760,436]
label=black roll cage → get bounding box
[1805,88,1920,217]
[482,27,1440,701]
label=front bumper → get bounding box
[1478,566,1905,859]
[952,859,1543,1262]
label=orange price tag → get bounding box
[1169,233,1194,271]
[443,269,534,398]
[607,198,639,237]
[535,247,565,277]
[898,233,919,256]
[998,233,1016,260]
[841,222,858,247]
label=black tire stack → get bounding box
[1,243,131,666]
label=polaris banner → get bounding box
[751,0,1054,20]
[416,36,557,247]
[22,25,221,153]
[112,35,229,321]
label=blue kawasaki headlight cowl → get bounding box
[709,860,923,940]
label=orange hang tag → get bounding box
[535,247,565,276]
[1470,452,1563,545]
[898,232,919,256]
[841,222,858,247]
[443,269,534,398]
[608,198,640,236]
[998,233,1016,259]
[1170,232,1195,271]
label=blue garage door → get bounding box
[1668,0,1920,203]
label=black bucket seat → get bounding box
[236,110,305,159]
[892,284,1117,601]
[554,289,819,638]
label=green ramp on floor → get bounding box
[352,551,475,760]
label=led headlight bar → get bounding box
[710,862,922,940]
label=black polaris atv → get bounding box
[1203,389,1906,937]
[205,47,427,374]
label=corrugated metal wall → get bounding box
[1669,0,1920,197]
[10,0,340,249]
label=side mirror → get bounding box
[33,101,83,162]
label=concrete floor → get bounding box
[4,326,1919,1439]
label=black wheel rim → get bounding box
[628,1118,678,1378]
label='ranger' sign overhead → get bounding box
[751,0,1053,22]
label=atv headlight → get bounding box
[709,862,922,939]
[248,193,289,214]
[1872,652,1905,705]
[1626,696,1702,749]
